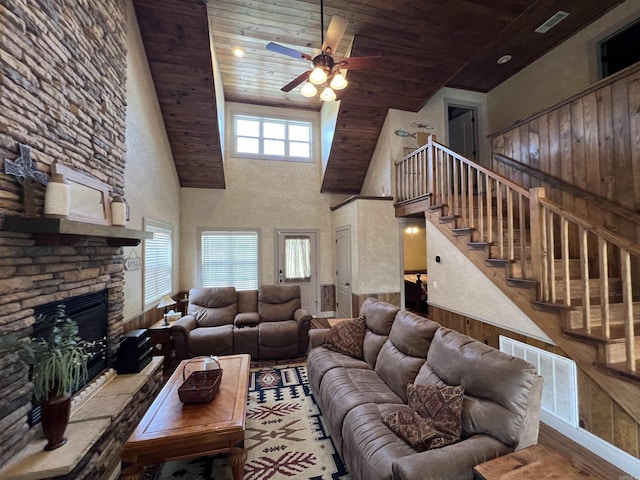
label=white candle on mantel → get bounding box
[44,173,70,217]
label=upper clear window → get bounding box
[598,19,640,79]
[233,114,312,162]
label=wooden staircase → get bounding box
[395,136,640,425]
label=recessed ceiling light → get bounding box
[232,47,245,57]
[497,55,512,65]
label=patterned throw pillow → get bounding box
[407,383,465,439]
[381,407,458,452]
[323,316,366,359]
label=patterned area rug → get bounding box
[150,364,350,480]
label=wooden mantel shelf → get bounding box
[3,216,152,246]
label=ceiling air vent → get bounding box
[535,11,570,33]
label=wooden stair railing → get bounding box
[395,135,640,424]
[532,191,640,378]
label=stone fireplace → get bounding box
[0,0,138,472]
[29,290,109,426]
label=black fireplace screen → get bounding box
[29,290,109,425]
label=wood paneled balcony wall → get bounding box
[394,135,640,428]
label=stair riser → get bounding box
[599,337,640,365]
[565,303,640,330]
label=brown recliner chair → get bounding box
[258,285,312,359]
[170,285,312,361]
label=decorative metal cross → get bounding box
[4,143,49,217]
[4,143,48,186]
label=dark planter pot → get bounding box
[41,394,71,451]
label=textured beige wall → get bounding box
[123,0,181,319]
[356,200,401,294]
[362,88,489,197]
[180,102,345,294]
[487,0,640,133]
[426,222,551,342]
[331,199,401,294]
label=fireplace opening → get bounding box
[29,290,109,426]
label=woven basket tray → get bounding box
[178,357,223,404]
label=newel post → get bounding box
[529,187,546,299]
[427,135,436,198]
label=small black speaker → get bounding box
[115,329,153,374]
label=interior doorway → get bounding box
[335,225,352,318]
[447,104,479,162]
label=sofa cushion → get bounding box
[259,320,299,347]
[360,297,399,368]
[189,287,238,328]
[237,289,258,313]
[307,346,371,399]
[188,324,234,356]
[342,403,418,480]
[258,285,301,322]
[427,328,540,447]
[381,407,459,452]
[314,367,404,455]
[375,312,440,402]
[323,316,366,359]
[407,383,464,438]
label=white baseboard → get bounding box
[542,414,640,479]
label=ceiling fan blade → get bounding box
[322,15,348,54]
[335,56,382,70]
[281,71,311,92]
[266,42,312,61]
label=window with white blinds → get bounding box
[144,219,173,306]
[201,230,259,290]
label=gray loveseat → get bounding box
[171,284,312,361]
[307,297,543,480]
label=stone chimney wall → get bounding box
[0,0,129,466]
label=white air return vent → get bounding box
[535,11,570,33]
[499,336,578,427]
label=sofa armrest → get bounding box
[235,312,259,328]
[294,307,312,325]
[391,434,512,480]
[170,315,196,360]
[309,328,329,348]
[294,308,312,354]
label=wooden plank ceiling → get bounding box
[134,0,625,193]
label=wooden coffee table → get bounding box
[121,354,251,480]
[473,444,605,479]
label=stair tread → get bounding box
[603,361,640,381]
[532,300,574,312]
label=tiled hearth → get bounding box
[0,358,163,479]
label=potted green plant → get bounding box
[0,305,98,451]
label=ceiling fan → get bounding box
[266,0,381,101]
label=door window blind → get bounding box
[144,220,173,306]
[201,231,259,290]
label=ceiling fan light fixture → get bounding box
[320,87,336,102]
[232,47,245,57]
[309,67,328,84]
[329,72,348,90]
[300,81,318,97]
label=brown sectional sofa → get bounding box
[171,285,312,361]
[307,297,543,480]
